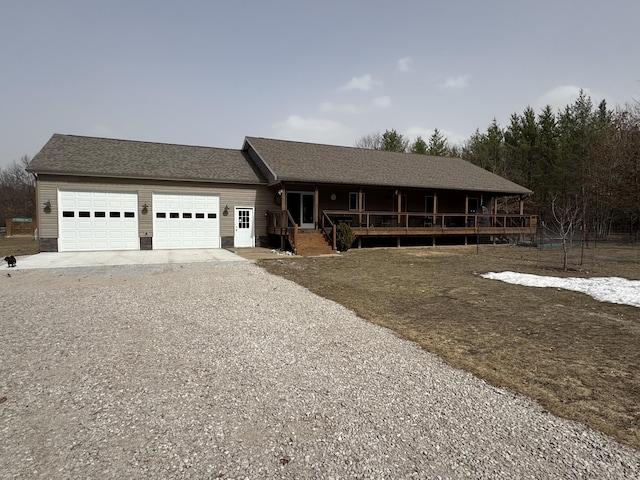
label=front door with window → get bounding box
[286,192,314,229]
[234,207,254,247]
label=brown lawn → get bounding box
[0,236,38,258]
[258,242,640,451]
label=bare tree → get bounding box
[355,132,382,150]
[550,194,581,270]
[0,155,35,226]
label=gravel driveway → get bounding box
[1,262,639,478]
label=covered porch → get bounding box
[265,183,537,253]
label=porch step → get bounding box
[295,230,334,255]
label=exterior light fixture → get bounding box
[43,200,52,213]
[141,203,149,214]
[223,205,229,216]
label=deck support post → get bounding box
[314,184,319,229]
[397,237,401,248]
[357,237,362,249]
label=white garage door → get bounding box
[153,193,220,249]
[58,190,139,252]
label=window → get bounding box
[95,211,106,217]
[156,212,166,218]
[78,211,90,218]
[110,212,121,218]
[183,213,192,218]
[468,198,478,214]
[124,212,135,218]
[170,212,179,218]
[425,196,434,214]
[62,211,74,217]
[207,213,217,219]
[349,192,365,211]
[195,213,205,219]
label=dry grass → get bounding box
[258,243,640,451]
[0,236,38,258]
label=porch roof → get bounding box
[244,137,532,195]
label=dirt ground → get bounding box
[258,242,640,451]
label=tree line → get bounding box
[357,91,640,239]
[0,156,35,228]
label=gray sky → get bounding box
[1,0,639,169]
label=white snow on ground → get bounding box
[481,272,640,308]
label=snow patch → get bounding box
[481,272,640,308]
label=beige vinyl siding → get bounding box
[36,175,270,242]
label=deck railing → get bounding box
[268,209,538,251]
[323,210,537,235]
[266,210,299,252]
[321,211,337,250]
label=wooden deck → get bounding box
[267,210,538,253]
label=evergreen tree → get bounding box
[410,136,428,154]
[379,129,408,152]
[426,128,449,156]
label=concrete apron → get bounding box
[8,249,247,270]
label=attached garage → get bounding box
[153,193,220,249]
[58,190,139,252]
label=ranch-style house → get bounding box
[26,134,536,254]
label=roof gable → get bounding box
[27,134,267,184]
[244,136,532,195]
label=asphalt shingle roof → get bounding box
[245,137,532,195]
[27,134,532,196]
[27,134,267,184]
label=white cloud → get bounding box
[319,102,360,114]
[340,74,382,92]
[397,57,412,73]
[371,96,391,108]
[273,115,352,145]
[438,75,471,89]
[533,85,595,111]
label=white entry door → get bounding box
[234,207,254,247]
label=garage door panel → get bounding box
[153,193,219,249]
[58,191,139,251]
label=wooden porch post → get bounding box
[314,184,319,229]
[281,184,286,211]
[358,186,363,227]
[519,195,524,215]
[433,193,438,228]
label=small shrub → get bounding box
[336,222,356,252]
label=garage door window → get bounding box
[63,211,74,217]
[95,211,105,217]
